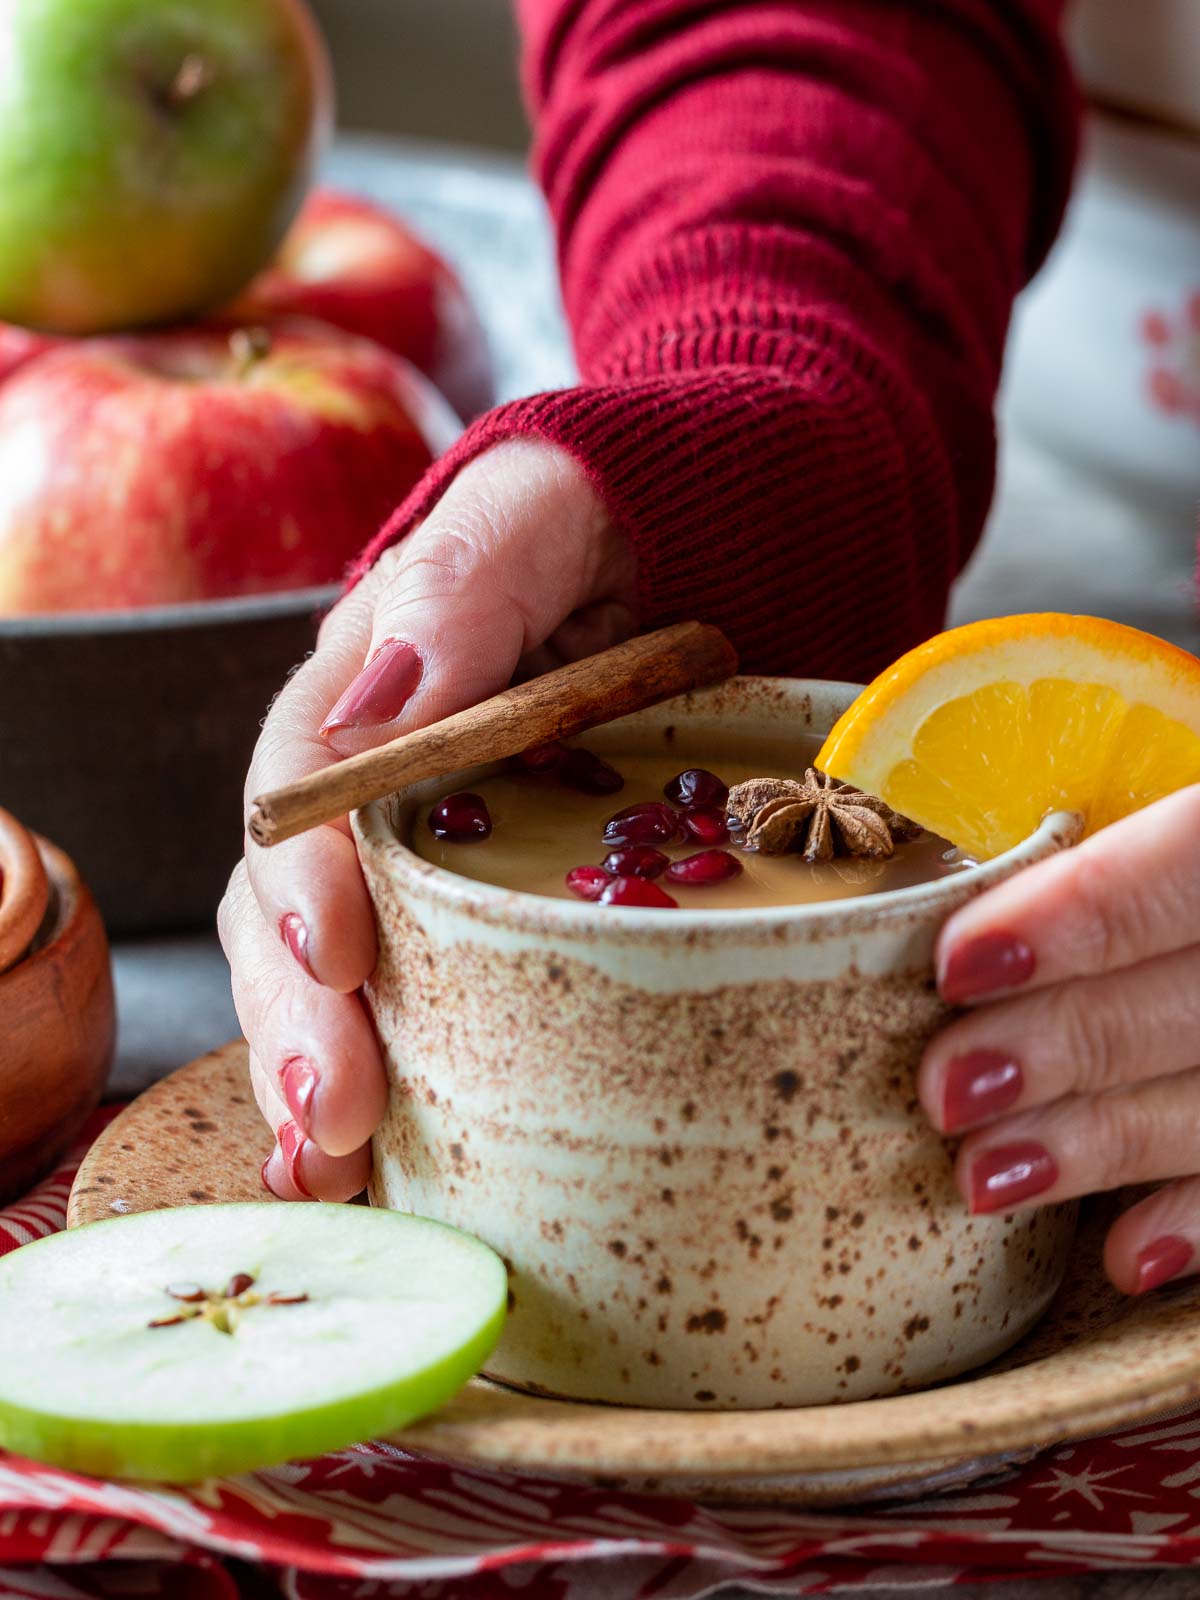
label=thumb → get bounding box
[320,439,632,756]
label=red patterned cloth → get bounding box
[4,1119,1200,1598]
[354,0,1080,684]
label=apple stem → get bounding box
[166,53,215,109]
[229,327,273,380]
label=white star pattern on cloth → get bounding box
[1034,1463,1155,1512]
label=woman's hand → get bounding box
[218,439,635,1201]
[918,785,1200,1294]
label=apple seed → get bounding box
[147,1271,307,1335]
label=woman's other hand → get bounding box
[918,787,1200,1294]
[218,439,634,1199]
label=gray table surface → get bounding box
[104,136,1200,1598]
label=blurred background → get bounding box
[309,0,526,151]
[308,0,1200,158]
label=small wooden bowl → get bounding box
[0,809,115,1204]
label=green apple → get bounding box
[0,1203,507,1482]
[0,0,332,333]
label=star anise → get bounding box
[726,770,920,863]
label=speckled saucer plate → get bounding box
[70,1041,1200,1504]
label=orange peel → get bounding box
[817,613,1200,859]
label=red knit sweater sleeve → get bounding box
[354,0,1078,681]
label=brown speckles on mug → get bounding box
[772,1071,801,1102]
[685,1309,728,1335]
[357,679,1081,1410]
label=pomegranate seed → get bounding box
[566,864,611,900]
[560,748,624,795]
[681,805,730,846]
[664,768,728,807]
[602,802,681,847]
[665,849,744,886]
[428,792,492,842]
[602,845,669,879]
[599,875,679,909]
[515,741,565,773]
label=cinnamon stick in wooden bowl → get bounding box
[0,808,115,1203]
[0,805,49,978]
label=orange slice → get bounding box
[816,614,1200,859]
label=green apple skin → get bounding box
[0,1204,508,1482]
[0,0,333,333]
[0,1301,507,1483]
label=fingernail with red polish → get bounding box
[281,1056,318,1137]
[321,638,423,737]
[1135,1235,1193,1294]
[279,1121,314,1200]
[969,1142,1058,1213]
[941,931,1036,1005]
[942,1050,1023,1131]
[279,912,314,979]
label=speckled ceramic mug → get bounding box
[355,678,1079,1410]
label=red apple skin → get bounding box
[0,324,60,385]
[229,189,493,422]
[0,320,460,614]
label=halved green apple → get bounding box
[0,1203,506,1482]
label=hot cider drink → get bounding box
[412,730,971,909]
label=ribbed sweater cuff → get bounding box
[350,346,961,684]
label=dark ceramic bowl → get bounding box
[0,587,335,935]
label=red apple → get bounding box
[0,320,459,614]
[229,189,493,421]
[0,324,59,385]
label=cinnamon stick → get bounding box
[248,622,738,849]
[0,808,50,977]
